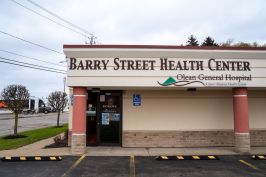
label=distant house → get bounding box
[0,101,7,108]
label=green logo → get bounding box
[158,76,205,86]
[162,77,176,86]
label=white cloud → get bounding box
[0,0,266,98]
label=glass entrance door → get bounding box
[99,91,122,145]
[86,90,122,146]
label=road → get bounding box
[1,155,266,177]
[0,112,68,136]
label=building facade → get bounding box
[63,45,266,155]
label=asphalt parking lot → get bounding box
[1,155,266,177]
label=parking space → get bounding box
[1,155,266,177]
[0,156,79,177]
[135,156,266,177]
[239,156,266,173]
[67,156,130,177]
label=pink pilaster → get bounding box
[71,87,87,155]
[232,87,250,153]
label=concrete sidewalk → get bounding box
[0,134,71,157]
[1,135,266,157]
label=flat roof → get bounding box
[63,44,266,51]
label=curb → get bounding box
[1,156,62,162]
[251,155,266,160]
[156,155,219,160]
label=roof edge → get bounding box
[63,44,266,51]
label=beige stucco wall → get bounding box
[123,90,234,130]
[249,90,266,129]
[123,89,266,131]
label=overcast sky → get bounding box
[0,0,266,100]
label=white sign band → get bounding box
[72,133,86,136]
[74,94,87,97]
[233,95,247,97]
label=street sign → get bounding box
[70,95,74,106]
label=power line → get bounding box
[0,49,65,67]
[0,57,66,72]
[0,57,66,73]
[10,0,90,38]
[0,30,63,55]
[0,57,66,74]
[27,0,93,36]
[0,60,66,74]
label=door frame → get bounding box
[88,90,122,146]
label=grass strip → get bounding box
[0,124,68,150]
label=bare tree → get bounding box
[47,91,68,127]
[220,38,234,47]
[1,85,30,136]
[233,42,252,47]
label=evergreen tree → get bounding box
[201,36,219,46]
[186,35,199,46]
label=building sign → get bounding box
[133,94,141,106]
[67,57,266,88]
[69,58,251,71]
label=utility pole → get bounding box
[86,34,97,45]
[63,77,66,93]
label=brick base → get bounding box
[250,130,266,146]
[123,130,266,148]
[123,130,234,147]
[67,130,265,150]
[235,133,250,154]
[71,134,86,155]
